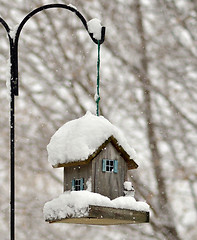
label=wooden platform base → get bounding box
[46,205,149,225]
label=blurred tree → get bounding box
[0,0,196,239]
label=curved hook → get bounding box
[15,4,105,45]
[1,4,105,96]
[10,3,105,96]
[0,16,10,34]
[0,17,17,96]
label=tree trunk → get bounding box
[134,1,181,239]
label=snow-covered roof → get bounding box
[47,111,137,167]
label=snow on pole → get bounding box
[87,18,103,115]
[6,59,11,102]
[9,24,19,40]
[68,4,78,10]
[87,18,102,40]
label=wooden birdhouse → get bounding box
[62,135,138,200]
[43,112,149,225]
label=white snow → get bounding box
[124,181,133,191]
[94,92,99,102]
[87,18,102,40]
[9,24,19,39]
[112,196,148,211]
[47,111,136,166]
[6,59,11,102]
[68,4,77,10]
[86,177,92,191]
[43,190,149,221]
[124,181,135,197]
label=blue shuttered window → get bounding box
[102,159,107,172]
[80,178,84,190]
[102,159,118,173]
[72,178,84,191]
[72,179,75,191]
[114,160,118,173]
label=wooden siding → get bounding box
[64,161,92,191]
[92,142,128,199]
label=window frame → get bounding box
[72,178,84,191]
[106,159,114,172]
[102,159,118,173]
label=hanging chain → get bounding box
[96,40,101,116]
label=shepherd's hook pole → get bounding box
[0,4,105,240]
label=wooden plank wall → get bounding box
[92,142,128,199]
[64,142,128,199]
[64,162,92,191]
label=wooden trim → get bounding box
[52,136,138,170]
[53,159,91,168]
[88,205,149,223]
[46,206,149,225]
[110,136,138,170]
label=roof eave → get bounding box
[52,135,138,169]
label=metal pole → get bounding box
[10,38,17,240]
[0,17,16,240]
[0,4,105,240]
[10,93,15,240]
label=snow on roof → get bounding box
[47,111,136,167]
[43,190,149,221]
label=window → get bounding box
[72,178,84,191]
[102,159,118,173]
[106,159,114,172]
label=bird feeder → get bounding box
[43,112,150,225]
[42,5,149,226]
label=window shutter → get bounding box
[80,178,84,190]
[72,179,75,191]
[114,160,118,173]
[102,159,107,172]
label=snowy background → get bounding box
[0,0,197,240]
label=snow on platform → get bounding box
[43,190,149,224]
